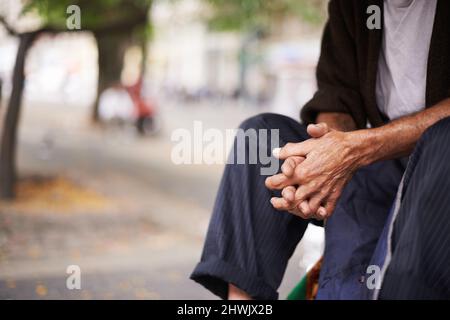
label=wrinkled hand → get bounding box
[265,123,330,219]
[265,123,363,220]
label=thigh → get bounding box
[317,159,406,299]
[380,116,450,299]
[221,113,313,275]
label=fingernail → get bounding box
[319,208,327,217]
[274,174,285,184]
[300,202,309,214]
[272,148,281,158]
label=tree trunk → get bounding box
[0,32,39,199]
[91,32,129,123]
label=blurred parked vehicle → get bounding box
[98,80,160,135]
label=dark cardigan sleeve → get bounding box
[301,0,366,128]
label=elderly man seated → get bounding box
[191,0,450,299]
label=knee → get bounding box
[238,113,296,131]
[420,116,450,144]
[408,116,450,179]
[412,116,450,162]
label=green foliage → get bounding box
[22,0,152,31]
[205,0,326,32]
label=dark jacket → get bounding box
[300,0,450,129]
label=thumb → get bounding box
[307,122,330,138]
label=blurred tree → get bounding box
[23,0,153,122]
[0,27,42,199]
[205,0,325,32]
[0,1,152,199]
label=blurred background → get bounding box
[0,0,326,299]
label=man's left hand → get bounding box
[265,127,368,219]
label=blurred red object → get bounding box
[125,78,155,119]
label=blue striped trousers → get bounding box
[190,113,450,300]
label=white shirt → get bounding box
[376,0,437,120]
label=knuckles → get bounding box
[294,167,308,183]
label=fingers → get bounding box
[281,156,305,177]
[297,200,312,217]
[272,195,327,220]
[273,186,310,219]
[272,123,329,160]
[281,187,310,219]
[323,194,340,218]
[280,185,314,218]
[271,186,297,211]
[292,186,327,219]
[265,173,297,190]
[316,206,327,219]
[273,140,313,160]
[293,185,315,205]
[320,187,344,218]
[270,197,292,211]
[274,186,328,220]
[307,122,330,138]
[297,199,327,220]
[289,202,310,219]
[308,192,326,215]
[267,155,307,189]
[281,187,318,219]
[281,185,296,202]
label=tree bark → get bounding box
[0,32,40,199]
[91,32,129,123]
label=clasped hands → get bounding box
[265,123,366,220]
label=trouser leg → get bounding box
[316,159,405,299]
[190,113,312,300]
[380,116,450,299]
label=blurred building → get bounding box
[0,0,98,109]
[149,0,324,119]
[149,0,241,99]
